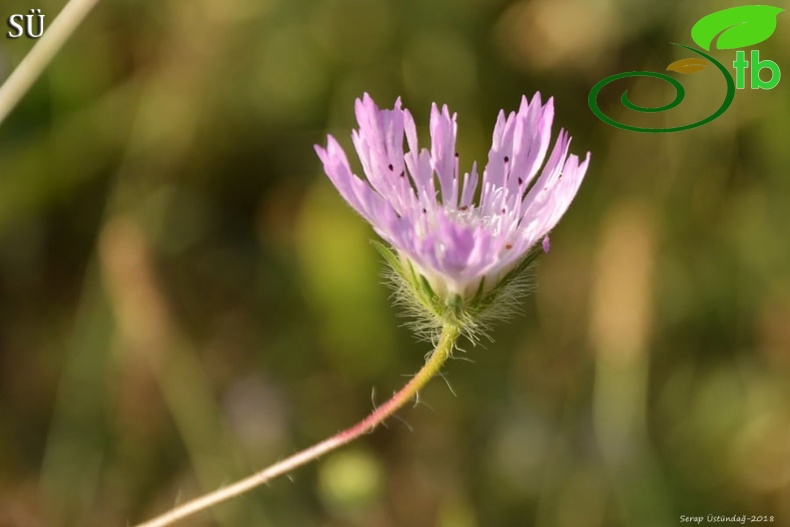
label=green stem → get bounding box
[135,324,461,527]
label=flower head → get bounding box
[315,93,590,339]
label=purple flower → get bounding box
[316,93,589,331]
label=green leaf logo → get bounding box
[691,5,783,51]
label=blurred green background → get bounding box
[1,0,789,525]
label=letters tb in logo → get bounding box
[733,50,781,90]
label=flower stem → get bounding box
[0,0,101,126]
[135,324,461,527]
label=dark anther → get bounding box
[505,244,513,250]
[459,205,468,211]
[422,208,427,213]
[400,171,406,178]
[504,156,509,163]
[518,178,523,185]
[388,164,394,171]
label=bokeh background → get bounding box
[1,0,789,525]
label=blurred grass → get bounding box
[0,0,789,526]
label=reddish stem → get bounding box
[135,324,460,527]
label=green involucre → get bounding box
[372,240,541,342]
